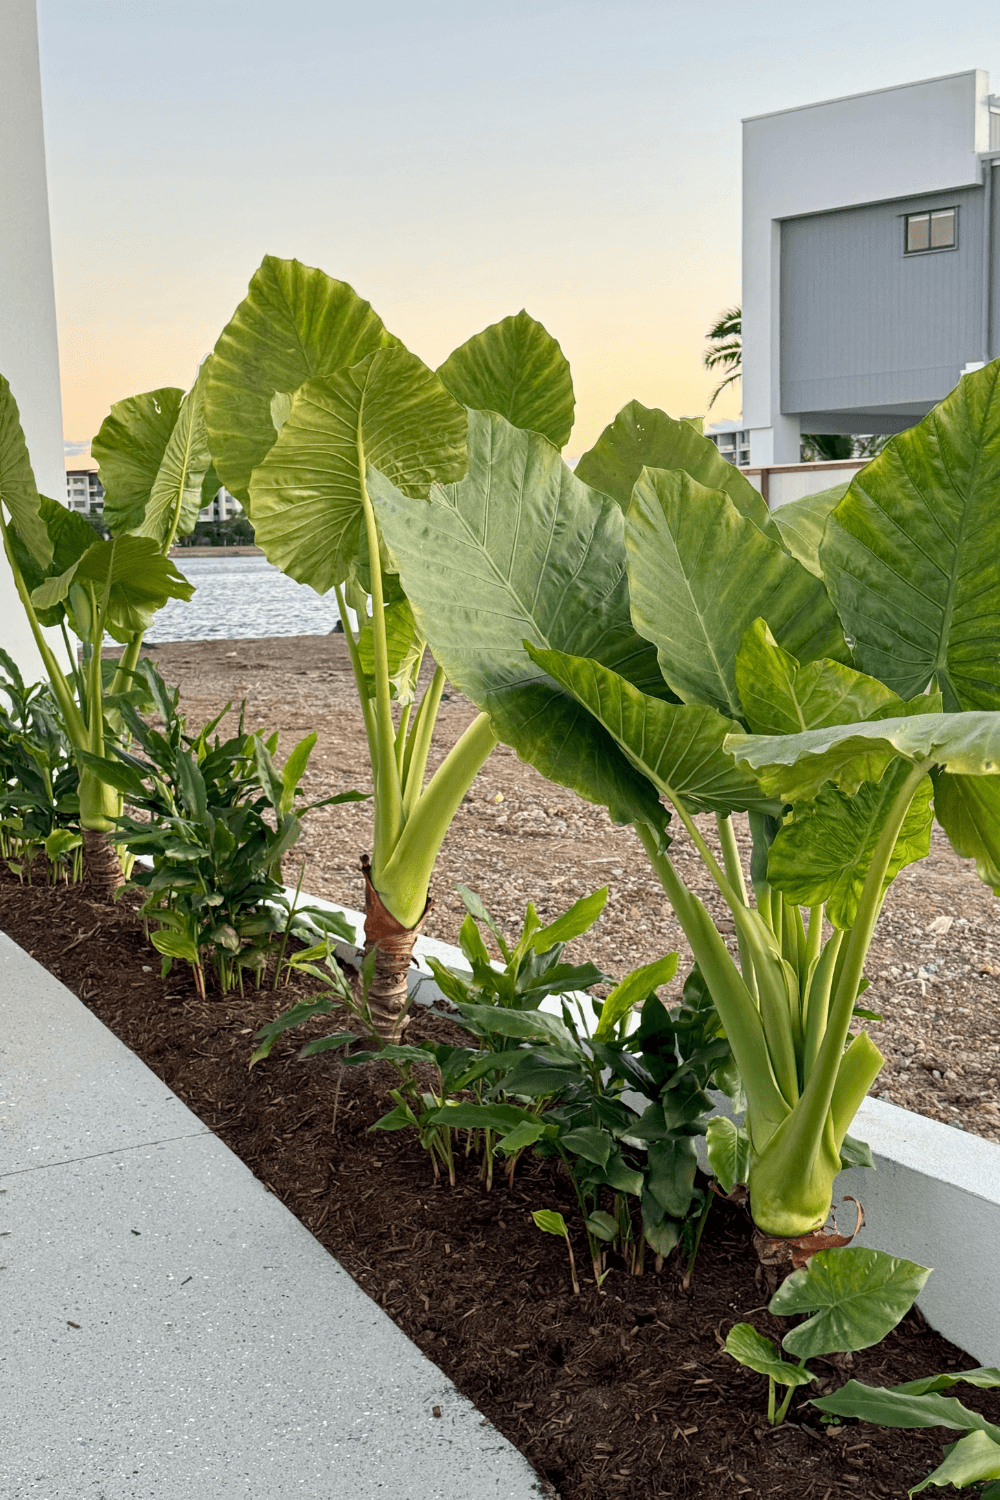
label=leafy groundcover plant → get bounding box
[369,358,1000,1248]
[726,1245,930,1423]
[0,369,214,894]
[0,648,82,883]
[201,257,583,1037]
[260,880,739,1280]
[90,661,360,996]
[813,1365,1000,1496]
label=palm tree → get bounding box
[703,306,741,409]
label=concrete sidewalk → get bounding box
[0,931,545,1500]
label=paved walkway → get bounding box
[0,932,544,1499]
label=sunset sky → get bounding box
[37,0,997,455]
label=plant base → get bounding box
[82,830,125,901]
[752,1196,865,1283]
[361,855,429,1042]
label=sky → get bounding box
[37,0,999,455]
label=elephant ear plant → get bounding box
[370,375,1000,1253]
[0,368,213,894]
[201,256,590,1038]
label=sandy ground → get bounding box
[136,635,1000,1145]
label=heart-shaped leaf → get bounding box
[766,760,933,928]
[248,345,467,592]
[0,374,51,566]
[575,398,776,536]
[370,408,670,830]
[772,1246,930,1358]
[626,468,848,719]
[725,1323,814,1388]
[437,309,574,449]
[820,359,1000,711]
[205,256,393,502]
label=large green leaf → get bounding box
[93,387,181,533]
[31,534,193,642]
[706,1116,751,1193]
[770,483,849,577]
[525,644,778,816]
[911,1430,1000,1495]
[896,1369,1000,1398]
[811,1380,1000,1442]
[205,256,393,503]
[772,1247,930,1359]
[734,619,911,737]
[932,771,1000,895]
[437,310,574,449]
[8,497,98,627]
[726,711,1000,802]
[356,598,424,705]
[0,373,51,566]
[248,345,467,592]
[820,360,1000,711]
[766,760,934,928]
[575,398,777,537]
[594,953,679,1038]
[370,409,670,829]
[626,469,849,719]
[94,369,214,546]
[724,1324,814,1388]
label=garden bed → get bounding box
[132,635,1000,1147]
[4,869,1000,1500]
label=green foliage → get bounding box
[205,256,392,503]
[625,467,847,718]
[248,345,467,593]
[371,408,669,831]
[812,1367,1000,1496]
[727,1246,929,1425]
[93,366,214,547]
[0,373,52,567]
[100,661,361,995]
[0,651,81,882]
[437,309,575,450]
[574,398,774,537]
[821,359,1000,711]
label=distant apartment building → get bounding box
[65,454,241,523]
[705,419,751,468]
[742,69,1000,467]
[65,456,104,513]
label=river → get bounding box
[146,554,342,642]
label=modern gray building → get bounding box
[743,70,1000,465]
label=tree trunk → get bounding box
[360,855,429,1042]
[82,829,125,901]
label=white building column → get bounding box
[0,0,70,681]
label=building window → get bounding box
[904,208,957,255]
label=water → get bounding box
[146,554,342,642]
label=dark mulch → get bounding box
[3,870,999,1500]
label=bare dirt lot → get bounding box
[137,634,1000,1145]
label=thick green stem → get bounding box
[358,472,403,867]
[401,664,446,818]
[807,757,934,1128]
[716,812,757,999]
[375,712,496,927]
[333,583,377,768]
[0,512,86,743]
[634,820,788,1135]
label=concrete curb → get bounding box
[0,931,544,1500]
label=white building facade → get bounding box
[0,0,70,679]
[743,70,1000,466]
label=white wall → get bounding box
[0,0,70,682]
[743,70,990,464]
